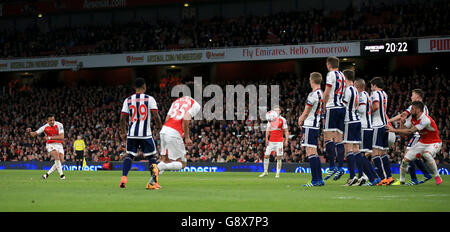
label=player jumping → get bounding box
[322,56,347,181]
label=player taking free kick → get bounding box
[27,114,66,180]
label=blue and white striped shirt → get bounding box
[304,88,324,129]
[371,90,388,127]
[358,91,372,129]
[325,70,346,108]
[121,93,158,139]
[343,85,360,122]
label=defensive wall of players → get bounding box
[1,161,449,175]
[0,36,448,72]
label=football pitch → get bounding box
[1,170,449,212]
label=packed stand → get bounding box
[1,1,449,58]
[0,71,448,165]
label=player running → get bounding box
[119,78,162,189]
[370,77,395,186]
[322,56,347,181]
[387,101,443,185]
[298,72,324,187]
[27,114,66,180]
[388,89,432,185]
[259,106,289,178]
[354,79,381,186]
[155,96,201,187]
[341,70,362,186]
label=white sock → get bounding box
[422,153,439,177]
[55,160,63,176]
[400,160,409,182]
[157,162,166,171]
[276,159,282,174]
[158,161,182,171]
[264,158,269,173]
[47,164,57,175]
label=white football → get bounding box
[388,132,396,148]
[265,110,279,122]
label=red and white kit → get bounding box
[160,96,201,162]
[265,116,288,156]
[36,121,65,154]
[404,112,442,160]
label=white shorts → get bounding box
[405,142,442,161]
[265,142,283,156]
[160,133,186,162]
[406,134,420,150]
[46,143,64,155]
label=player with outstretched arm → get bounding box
[27,114,66,180]
[386,101,443,185]
[388,89,433,185]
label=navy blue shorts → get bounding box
[360,128,373,152]
[343,121,361,143]
[323,107,345,134]
[126,138,156,156]
[373,126,389,150]
[301,127,320,148]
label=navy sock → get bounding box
[346,153,355,179]
[308,155,318,182]
[414,159,431,178]
[147,155,157,169]
[311,155,322,181]
[355,152,364,178]
[325,141,336,169]
[336,143,345,169]
[122,156,132,177]
[381,155,392,178]
[408,163,417,180]
[373,156,385,180]
[315,156,323,181]
[361,155,376,181]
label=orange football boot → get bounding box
[384,177,395,185]
[377,178,387,186]
[119,176,127,188]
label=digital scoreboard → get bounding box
[361,39,418,56]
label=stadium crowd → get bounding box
[1,70,449,166]
[0,1,448,58]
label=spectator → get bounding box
[0,69,448,165]
[0,1,448,58]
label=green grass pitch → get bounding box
[1,170,449,212]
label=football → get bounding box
[265,110,279,122]
[388,132,396,148]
